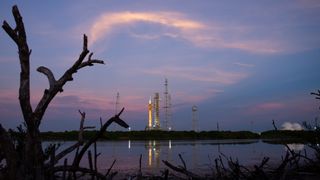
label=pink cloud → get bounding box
[87,11,285,54]
[49,93,147,113]
[142,66,248,85]
[89,11,204,45]
[247,102,285,114]
[245,95,317,117]
[233,62,255,68]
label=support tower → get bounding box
[153,93,160,129]
[192,105,198,132]
[163,78,171,130]
[115,92,120,115]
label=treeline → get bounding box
[38,130,318,142]
[261,130,319,144]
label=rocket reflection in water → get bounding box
[146,140,161,168]
[145,140,172,170]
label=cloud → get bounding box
[233,62,255,68]
[281,122,304,131]
[88,11,283,54]
[295,0,320,8]
[142,66,248,85]
[175,88,223,106]
[256,102,285,110]
[89,11,204,45]
[246,102,285,115]
[188,35,282,54]
[129,33,162,40]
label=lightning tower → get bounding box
[192,105,198,132]
[163,78,171,130]
[115,92,120,114]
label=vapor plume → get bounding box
[281,122,303,131]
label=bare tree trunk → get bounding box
[24,131,44,179]
[1,5,104,180]
[2,6,45,179]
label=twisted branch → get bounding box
[37,66,57,90]
[73,107,128,167]
[34,34,105,127]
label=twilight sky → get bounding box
[1,0,320,132]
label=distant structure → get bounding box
[146,78,173,131]
[153,92,161,129]
[148,97,153,130]
[168,94,172,130]
[192,105,198,132]
[115,92,120,115]
[163,78,172,130]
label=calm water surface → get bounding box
[44,139,312,175]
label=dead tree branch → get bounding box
[272,119,277,131]
[162,160,200,179]
[105,159,116,177]
[34,34,104,128]
[311,90,320,109]
[2,5,33,127]
[2,5,105,130]
[178,154,187,170]
[52,142,81,166]
[73,107,128,167]
[48,110,95,166]
[1,5,105,180]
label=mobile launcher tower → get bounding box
[147,78,172,131]
[147,93,161,130]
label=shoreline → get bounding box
[37,130,318,143]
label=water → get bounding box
[44,139,313,176]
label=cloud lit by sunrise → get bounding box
[88,11,283,54]
[89,11,204,45]
[142,66,248,85]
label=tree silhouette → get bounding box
[0,5,128,180]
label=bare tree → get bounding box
[0,5,128,180]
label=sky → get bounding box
[0,0,320,132]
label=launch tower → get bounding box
[153,93,160,129]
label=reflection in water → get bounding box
[141,140,260,171]
[148,147,152,166]
[286,144,304,151]
[145,140,172,170]
[192,142,198,169]
[45,139,314,175]
[128,140,131,149]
